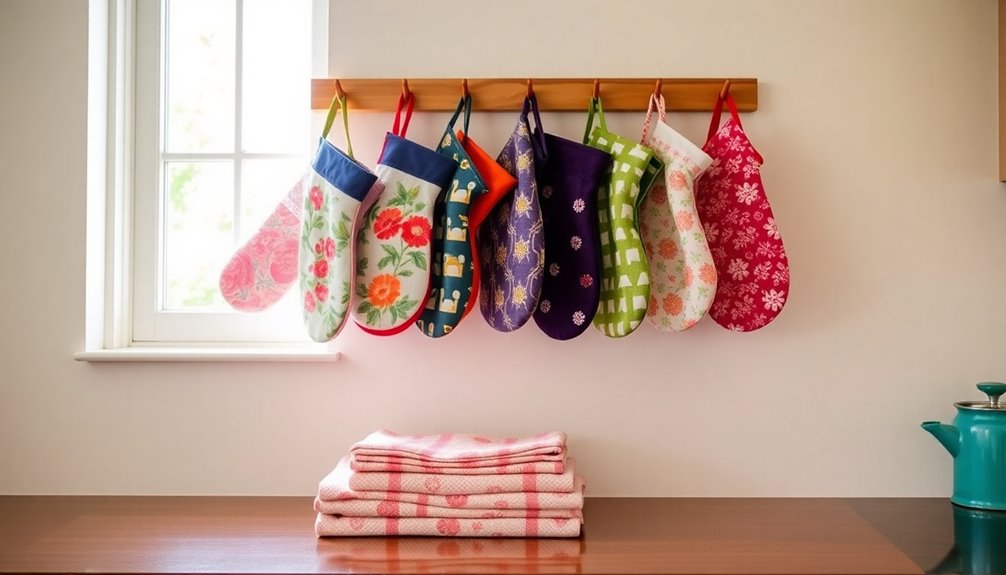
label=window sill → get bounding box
[73,345,342,363]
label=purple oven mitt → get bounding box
[531,127,611,340]
[478,95,545,332]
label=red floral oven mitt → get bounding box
[695,85,789,332]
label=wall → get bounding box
[0,0,1003,496]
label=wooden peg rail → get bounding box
[311,78,758,112]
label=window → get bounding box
[124,0,327,345]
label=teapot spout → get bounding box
[922,421,961,457]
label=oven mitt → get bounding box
[478,95,545,332]
[532,131,610,340]
[696,85,790,332]
[416,96,487,338]
[299,95,382,342]
[639,93,716,332]
[458,130,517,319]
[219,174,305,312]
[353,95,457,335]
[584,98,655,338]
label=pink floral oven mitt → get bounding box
[352,132,457,335]
[639,93,717,332]
[219,176,305,312]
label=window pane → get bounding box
[163,161,234,310]
[242,0,312,153]
[165,0,235,153]
[239,159,309,243]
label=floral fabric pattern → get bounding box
[639,97,717,332]
[352,134,457,335]
[219,174,305,312]
[299,141,381,342]
[695,94,789,332]
[531,132,610,341]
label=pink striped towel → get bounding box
[350,454,565,475]
[350,430,566,470]
[319,457,585,511]
[315,513,582,538]
[346,458,577,495]
[314,497,583,520]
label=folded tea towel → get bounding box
[317,536,582,562]
[346,458,577,495]
[350,455,565,475]
[315,513,582,538]
[350,430,566,468]
[314,497,583,520]
[319,458,585,510]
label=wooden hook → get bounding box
[653,78,662,97]
[462,78,469,99]
[719,78,731,99]
[526,78,534,98]
[401,78,411,100]
[334,79,345,100]
[592,78,600,100]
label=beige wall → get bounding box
[0,0,1002,496]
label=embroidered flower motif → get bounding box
[683,266,694,287]
[763,218,781,240]
[650,186,667,204]
[513,239,530,261]
[570,236,582,250]
[736,182,760,205]
[495,246,506,265]
[572,198,585,213]
[512,285,527,306]
[309,186,323,211]
[313,259,329,279]
[367,274,400,309]
[541,185,554,199]
[549,263,560,276]
[580,274,593,288]
[373,208,403,240]
[514,194,532,216]
[314,282,329,303]
[699,263,717,284]
[727,258,749,281]
[323,237,336,260]
[304,290,316,313]
[662,293,683,316]
[268,242,298,284]
[494,288,504,310]
[658,239,678,259]
[539,299,551,313]
[762,289,786,312]
[675,211,694,232]
[400,216,431,247]
[667,171,687,191]
[572,310,585,326]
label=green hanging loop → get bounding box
[321,93,354,159]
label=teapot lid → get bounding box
[955,382,1006,411]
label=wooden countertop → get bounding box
[0,497,967,574]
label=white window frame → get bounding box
[79,0,339,361]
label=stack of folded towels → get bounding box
[314,430,584,538]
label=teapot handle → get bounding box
[977,382,1006,408]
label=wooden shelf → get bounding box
[311,78,758,112]
[0,496,957,574]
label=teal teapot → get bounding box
[922,382,1006,510]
